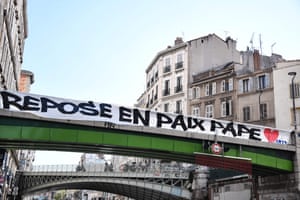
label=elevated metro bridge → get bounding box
[0,90,296,177]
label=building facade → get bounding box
[138,34,240,116]
[273,60,300,131]
[142,37,188,114]
[0,0,28,199]
[234,50,284,127]
[189,61,236,121]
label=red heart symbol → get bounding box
[264,128,279,143]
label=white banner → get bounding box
[0,90,291,144]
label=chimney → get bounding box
[174,37,183,45]
[253,49,260,71]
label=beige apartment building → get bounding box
[235,50,284,127]
[189,48,284,128]
[137,34,240,116]
[189,61,236,121]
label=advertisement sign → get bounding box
[0,90,291,144]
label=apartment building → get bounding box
[236,50,284,127]
[189,61,236,121]
[142,37,188,114]
[0,0,28,199]
[273,60,300,130]
[138,34,240,116]
[0,0,27,90]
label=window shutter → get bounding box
[249,78,253,92]
[196,87,200,98]
[221,80,225,92]
[212,82,216,95]
[205,84,210,96]
[265,73,270,88]
[229,78,233,91]
[238,80,243,93]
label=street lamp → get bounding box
[288,71,297,130]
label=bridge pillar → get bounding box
[191,166,209,200]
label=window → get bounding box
[205,104,214,118]
[260,103,267,119]
[257,74,269,90]
[154,85,158,100]
[221,100,232,117]
[243,79,249,92]
[177,53,183,63]
[163,80,170,96]
[150,90,154,104]
[147,94,150,108]
[175,100,182,114]
[224,185,230,192]
[175,76,182,93]
[155,70,158,80]
[165,57,171,66]
[205,82,216,96]
[192,106,200,117]
[164,103,169,112]
[221,80,227,92]
[175,53,183,69]
[290,83,300,98]
[205,84,210,96]
[194,87,200,98]
[212,82,216,94]
[221,79,233,92]
[163,58,171,73]
[243,106,250,121]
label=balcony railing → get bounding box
[163,88,170,96]
[175,110,183,114]
[174,85,183,93]
[175,62,183,70]
[163,65,171,73]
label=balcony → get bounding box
[150,98,153,105]
[174,85,183,93]
[163,88,170,96]
[151,77,154,85]
[163,65,171,73]
[175,62,183,70]
[175,110,183,114]
[155,72,158,80]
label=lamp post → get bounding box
[288,71,297,130]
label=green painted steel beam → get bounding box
[0,116,294,173]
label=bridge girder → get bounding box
[18,172,192,200]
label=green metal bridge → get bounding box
[0,108,295,176]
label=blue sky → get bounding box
[23,0,300,165]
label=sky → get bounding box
[23,0,300,165]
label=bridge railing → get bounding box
[28,164,190,179]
